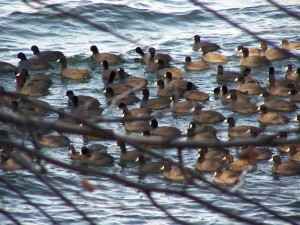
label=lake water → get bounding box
[1,0,300,224]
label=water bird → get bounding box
[149,119,181,138]
[184,56,210,71]
[285,64,299,81]
[199,46,228,63]
[136,47,172,64]
[225,117,262,138]
[69,145,114,166]
[183,82,209,102]
[90,45,124,64]
[195,150,223,172]
[236,45,261,57]
[140,88,170,110]
[260,42,292,61]
[117,140,151,162]
[31,45,65,62]
[212,168,240,186]
[65,90,100,107]
[239,47,270,67]
[193,35,221,52]
[0,61,18,73]
[17,52,53,70]
[161,163,193,181]
[270,155,300,175]
[257,104,289,125]
[135,155,164,174]
[57,57,92,79]
[280,39,300,50]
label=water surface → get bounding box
[0,1,300,224]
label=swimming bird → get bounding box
[184,56,210,71]
[287,146,300,162]
[199,46,228,63]
[185,121,217,139]
[212,168,240,186]
[165,72,197,91]
[170,95,201,115]
[65,90,100,107]
[227,93,258,114]
[285,64,299,82]
[146,48,165,72]
[199,146,229,160]
[10,99,50,117]
[235,76,264,95]
[118,102,151,118]
[136,47,172,65]
[193,109,225,124]
[135,155,164,174]
[225,117,262,138]
[237,145,272,161]
[16,96,51,116]
[270,155,300,175]
[216,65,240,82]
[149,119,181,138]
[240,47,270,68]
[57,57,92,80]
[119,68,148,90]
[15,69,50,97]
[140,88,170,110]
[71,96,104,119]
[0,149,34,171]
[17,52,53,70]
[157,59,186,78]
[122,111,151,132]
[220,85,250,105]
[267,66,293,89]
[31,45,65,62]
[191,128,220,142]
[240,67,260,85]
[156,79,183,98]
[105,71,133,95]
[260,42,292,61]
[268,68,292,97]
[17,68,52,88]
[257,104,289,125]
[37,133,70,147]
[223,154,257,172]
[195,150,223,172]
[105,87,139,106]
[193,35,221,52]
[161,163,192,181]
[0,86,27,106]
[289,89,300,102]
[280,39,300,50]
[261,90,297,112]
[236,45,261,57]
[77,146,114,166]
[276,132,300,154]
[90,45,124,64]
[0,61,18,73]
[117,140,151,162]
[183,82,209,102]
[101,60,130,80]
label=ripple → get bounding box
[0,0,300,224]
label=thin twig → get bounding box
[0,177,58,225]
[0,208,22,225]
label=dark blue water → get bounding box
[0,1,300,224]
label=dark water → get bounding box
[1,1,300,224]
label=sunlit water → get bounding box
[0,0,300,224]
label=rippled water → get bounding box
[1,0,300,224]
